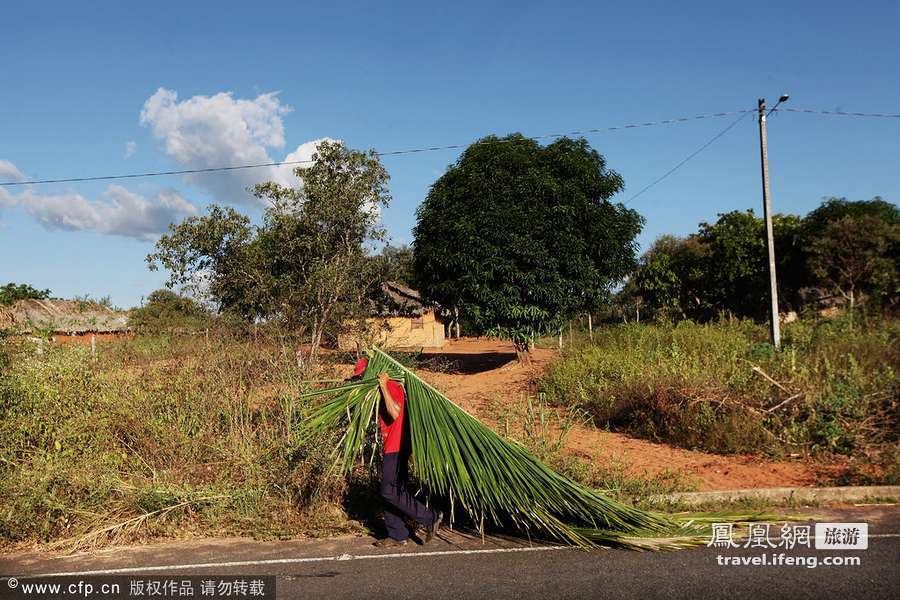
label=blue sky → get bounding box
[2,0,898,308]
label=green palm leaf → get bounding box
[298,347,777,549]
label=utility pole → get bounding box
[757,96,788,350]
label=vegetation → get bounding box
[148,141,391,367]
[299,348,717,549]
[626,197,898,322]
[0,282,51,305]
[413,135,642,357]
[377,244,416,288]
[484,393,693,505]
[128,289,212,332]
[540,316,899,480]
[0,331,358,551]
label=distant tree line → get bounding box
[0,283,51,305]
[141,132,897,363]
[621,197,899,322]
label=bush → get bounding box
[128,289,212,333]
[540,316,899,460]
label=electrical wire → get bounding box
[1,109,756,187]
[625,110,755,204]
[780,107,900,118]
[3,105,895,188]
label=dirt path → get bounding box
[420,338,828,491]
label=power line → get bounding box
[1,109,756,187]
[780,107,900,118]
[3,105,895,188]
[625,110,755,204]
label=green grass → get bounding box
[540,315,899,475]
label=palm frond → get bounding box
[298,347,781,549]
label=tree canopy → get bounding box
[148,141,390,365]
[627,197,899,322]
[128,289,211,332]
[413,134,642,352]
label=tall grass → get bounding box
[540,315,899,476]
[0,333,358,550]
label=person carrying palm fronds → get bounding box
[348,358,443,547]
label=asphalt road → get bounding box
[2,506,897,600]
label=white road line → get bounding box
[2,545,570,579]
[5,534,900,580]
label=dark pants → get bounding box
[381,450,436,541]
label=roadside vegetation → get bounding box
[0,331,361,552]
[540,314,899,483]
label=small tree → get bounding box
[807,215,899,321]
[129,289,211,332]
[149,141,390,367]
[378,244,416,288]
[252,142,390,365]
[148,205,264,321]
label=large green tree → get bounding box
[413,134,642,356]
[148,141,390,366]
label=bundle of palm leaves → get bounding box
[299,347,769,549]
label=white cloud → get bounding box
[139,88,336,206]
[124,141,137,159]
[0,159,27,183]
[9,183,196,240]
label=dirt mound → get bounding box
[0,305,14,330]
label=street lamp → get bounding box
[757,94,790,349]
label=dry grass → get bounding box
[540,314,899,480]
[0,330,363,551]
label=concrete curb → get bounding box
[650,485,900,506]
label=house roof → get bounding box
[0,299,129,334]
[372,282,438,317]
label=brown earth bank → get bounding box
[408,337,841,492]
[53,332,133,345]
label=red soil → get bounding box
[53,332,132,346]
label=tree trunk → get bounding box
[849,289,855,330]
[303,319,323,371]
[453,306,460,339]
[587,313,593,342]
[558,328,563,350]
[514,340,531,364]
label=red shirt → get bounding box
[379,379,406,454]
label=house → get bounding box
[338,282,446,351]
[0,299,130,343]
